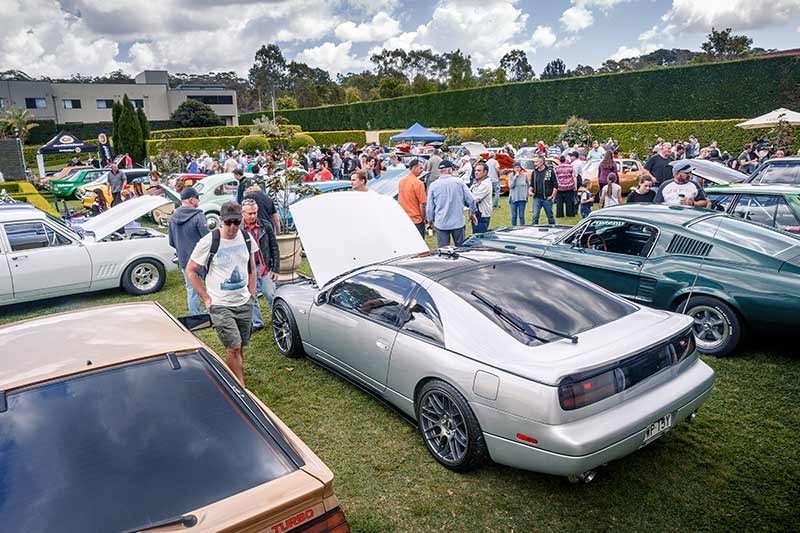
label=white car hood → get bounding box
[291,192,428,287]
[81,196,171,241]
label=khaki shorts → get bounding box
[210,299,254,349]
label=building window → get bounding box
[25,98,47,109]
[188,95,233,105]
[63,99,82,109]
[132,99,145,109]
[96,99,114,109]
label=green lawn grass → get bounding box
[1,198,798,532]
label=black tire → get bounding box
[271,299,304,358]
[121,258,166,296]
[416,379,487,473]
[680,295,742,357]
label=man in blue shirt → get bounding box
[426,160,477,248]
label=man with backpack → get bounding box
[187,201,257,385]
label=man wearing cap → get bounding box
[186,202,258,385]
[168,186,210,315]
[654,162,709,208]
[426,160,477,247]
[398,159,428,236]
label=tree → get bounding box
[378,77,407,99]
[0,106,39,144]
[445,49,474,89]
[249,44,287,109]
[170,98,224,127]
[500,49,535,81]
[700,28,753,60]
[540,58,567,80]
[569,64,595,77]
[344,86,362,103]
[117,95,144,163]
[111,101,123,150]
[558,116,593,146]
[476,67,507,86]
[370,49,410,79]
[410,75,440,95]
[275,95,297,109]
[136,107,150,159]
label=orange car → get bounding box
[481,152,515,193]
[0,302,349,533]
[582,158,644,194]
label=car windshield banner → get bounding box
[98,131,113,165]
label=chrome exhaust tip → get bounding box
[567,469,598,484]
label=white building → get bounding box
[0,70,239,126]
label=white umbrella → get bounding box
[736,108,800,129]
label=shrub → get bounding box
[250,117,281,136]
[117,95,144,163]
[150,126,251,140]
[240,55,800,130]
[288,133,316,150]
[559,116,594,146]
[237,135,271,153]
[145,135,246,156]
[307,130,366,147]
[171,99,225,127]
[137,107,150,159]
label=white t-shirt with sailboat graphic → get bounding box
[190,231,257,307]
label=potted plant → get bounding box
[252,164,319,280]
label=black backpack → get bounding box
[205,229,252,275]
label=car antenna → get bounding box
[681,213,726,315]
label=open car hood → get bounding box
[673,159,746,185]
[291,192,428,287]
[463,142,488,156]
[81,196,171,241]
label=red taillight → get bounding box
[298,508,349,533]
[559,368,620,410]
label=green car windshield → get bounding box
[691,216,799,257]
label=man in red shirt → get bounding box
[397,159,428,237]
[316,160,333,181]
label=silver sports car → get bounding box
[272,193,715,481]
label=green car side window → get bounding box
[732,195,779,227]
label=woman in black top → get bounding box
[627,175,656,203]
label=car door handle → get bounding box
[504,244,516,250]
[375,339,389,351]
[626,260,642,267]
[11,255,27,261]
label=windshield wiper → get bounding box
[120,514,197,533]
[471,290,578,344]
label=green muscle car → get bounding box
[464,204,800,356]
[705,184,800,234]
[50,168,108,199]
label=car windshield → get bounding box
[750,163,800,185]
[44,212,82,238]
[690,215,800,257]
[439,260,637,344]
[0,351,297,532]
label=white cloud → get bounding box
[531,25,557,48]
[661,0,800,33]
[336,12,401,42]
[554,35,578,49]
[638,25,659,42]
[608,43,660,61]
[561,5,593,32]
[345,0,398,15]
[295,41,370,75]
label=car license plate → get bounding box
[643,413,672,445]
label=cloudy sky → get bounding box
[3,0,799,79]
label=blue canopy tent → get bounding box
[389,123,444,143]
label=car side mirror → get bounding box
[314,291,328,306]
[178,313,212,331]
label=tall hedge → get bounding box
[150,126,252,140]
[306,130,367,146]
[241,55,800,130]
[116,96,144,163]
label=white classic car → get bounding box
[0,196,177,305]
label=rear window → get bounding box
[691,216,799,257]
[439,260,636,344]
[0,351,297,532]
[750,163,800,185]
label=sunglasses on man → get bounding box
[223,219,241,226]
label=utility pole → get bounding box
[271,86,276,121]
